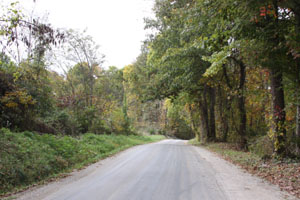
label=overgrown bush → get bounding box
[248,135,273,158]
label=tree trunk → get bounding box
[296,80,300,155]
[221,66,232,142]
[198,89,209,142]
[266,0,287,157]
[188,104,200,141]
[223,99,229,142]
[230,57,247,149]
[270,68,286,156]
[294,10,300,157]
[295,52,300,156]
[199,105,209,143]
[208,86,216,141]
[238,61,247,149]
[218,87,229,142]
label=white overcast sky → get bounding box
[3,0,154,69]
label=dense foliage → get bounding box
[125,0,300,158]
[1,1,299,157]
[0,2,132,136]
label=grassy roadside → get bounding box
[190,140,300,199]
[0,128,165,197]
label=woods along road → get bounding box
[15,140,297,200]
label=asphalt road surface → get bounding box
[15,139,297,200]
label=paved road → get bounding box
[17,140,227,200]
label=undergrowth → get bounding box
[0,128,164,196]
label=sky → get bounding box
[3,0,155,69]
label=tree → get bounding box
[60,29,104,107]
[0,2,64,132]
[133,0,300,155]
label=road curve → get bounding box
[16,139,226,200]
[15,139,297,200]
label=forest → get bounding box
[0,0,300,197]
[135,0,300,158]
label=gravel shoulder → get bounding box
[192,146,299,200]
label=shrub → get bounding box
[248,135,273,158]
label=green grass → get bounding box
[188,138,202,145]
[0,128,165,196]
[203,143,262,169]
